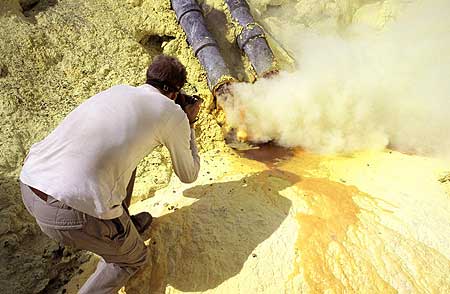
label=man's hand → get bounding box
[184,98,203,125]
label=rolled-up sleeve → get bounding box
[161,112,200,183]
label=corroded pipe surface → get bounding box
[225,0,277,77]
[171,0,232,93]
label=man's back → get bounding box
[20,55,201,294]
[20,84,189,219]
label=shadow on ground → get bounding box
[125,169,296,293]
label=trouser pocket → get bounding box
[20,182,86,229]
[83,212,130,243]
[111,217,125,240]
[110,213,131,242]
[35,206,87,230]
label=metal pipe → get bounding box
[171,0,233,93]
[224,0,277,77]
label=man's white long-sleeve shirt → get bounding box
[20,84,200,219]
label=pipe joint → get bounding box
[236,23,265,50]
[224,0,277,77]
[192,37,218,56]
[173,2,202,22]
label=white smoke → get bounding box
[223,0,450,157]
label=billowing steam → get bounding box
[222,0,450,157]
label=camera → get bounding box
[176,92,201,110]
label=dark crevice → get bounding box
[139,34,176,56]
[39,247,91,294]
[21,0,58,23]
[19,0,40,12]
[0,65,8,78]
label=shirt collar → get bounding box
[139,84,160,93]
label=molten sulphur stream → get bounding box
[237,146,450,293]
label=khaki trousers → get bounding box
[20,182,148,294]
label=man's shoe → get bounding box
[131,212,153,234]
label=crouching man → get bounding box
[19,55,201,293]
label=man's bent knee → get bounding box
[102,236,149,270]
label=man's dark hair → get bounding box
[146,55,187,94]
